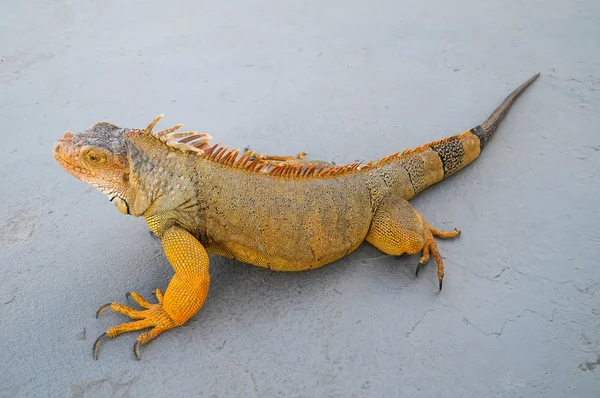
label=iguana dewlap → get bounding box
[53,73,540,360]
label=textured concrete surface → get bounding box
[1,0,599,396]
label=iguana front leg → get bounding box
[93,224,210,360]
[365,195,460,290]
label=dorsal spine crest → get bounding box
[140,114,453,180]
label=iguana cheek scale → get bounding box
[53,73,540,360]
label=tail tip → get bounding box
[524,72,541,87]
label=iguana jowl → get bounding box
[53,73,540,360]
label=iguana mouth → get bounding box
[54,145,129,213]
[53,131,85,165]
[53,137,93,177]
[53,155,91,176]
[53,143,102,181]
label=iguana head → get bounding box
[53,121,133,214]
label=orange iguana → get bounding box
[53,73,540,360]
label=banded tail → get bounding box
[394,72,540,198]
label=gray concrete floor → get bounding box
[1,0,599,396]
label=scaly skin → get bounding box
[53,73,540,360]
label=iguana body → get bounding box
[53,73,540,360]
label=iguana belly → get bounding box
[206,237,366,271]
[200,198,373,271]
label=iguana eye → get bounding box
[84,149,108,166]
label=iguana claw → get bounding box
[96,303,112,318]
[415,262,423,277]
[134,341,142,360]
[415,255,430,278]
[92,332,108,360]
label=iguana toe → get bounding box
[126,291,153,309]
[153,288,164,302]
[415,244,431,277]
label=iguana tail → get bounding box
[476,72,540,147]
[396,72,540,197]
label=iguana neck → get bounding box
[125,132,199,217]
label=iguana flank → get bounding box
[53,72,540,360]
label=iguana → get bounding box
[53,72,540,360]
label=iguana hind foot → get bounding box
[414,223,461,290]
[243,146,308,162]
[243,146,333,166]
[365,195,460,291]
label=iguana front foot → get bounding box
[365,195,461,291]
[92,225,210,360]
[94,290,180,360]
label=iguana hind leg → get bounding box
[365,195,460,290]
[94,226,210,360]
[243,146,335,167]
[244,145,308,162]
